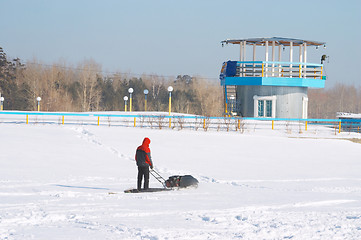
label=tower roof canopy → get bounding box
[221,37,325,47]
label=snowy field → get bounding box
[1,120,361,239]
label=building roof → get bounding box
[221,37,326,47]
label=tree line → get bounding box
[1,47,360,118]
[308,84,361,119]
[0,47,223,116]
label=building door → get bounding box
[302,97,308,119]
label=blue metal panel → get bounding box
[222,77,325,88]
[302,78,325,88]
[263,77,325,88]
[225,61,237,77]
[222,77,263,86]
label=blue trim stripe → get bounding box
[0,111,359,122]
[222,77,325,88]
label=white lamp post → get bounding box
[143,89,149,111]
[167,86,173,116]
[0,97,4,111]
[128,88,134,112]
[36,97,41,112]
[123,96,128,112]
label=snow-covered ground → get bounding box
[1,121,361,239]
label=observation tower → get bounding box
[220,37,326,118]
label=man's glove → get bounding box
[150,165,154,169]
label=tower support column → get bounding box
[289,41,293,78]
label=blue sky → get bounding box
[1,0,360,87]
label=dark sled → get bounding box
[151,169,198,189]
[165,175,199,188]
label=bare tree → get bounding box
[20,60,44,110]
[192,77,223,116]
[76,60,102,112]
[309,83,361,118]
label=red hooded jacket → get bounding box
[135,137,153,168]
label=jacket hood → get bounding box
[142,137,151,146]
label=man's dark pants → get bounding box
[137,166,149,190]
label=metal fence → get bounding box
[0,111,360,134]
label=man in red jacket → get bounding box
[135,137,154,190]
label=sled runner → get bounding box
[123,188,173,193]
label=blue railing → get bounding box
[221,61,324,79]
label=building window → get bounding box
[266,100,272,117]
[258,100,264,117]
[253,95,276,118]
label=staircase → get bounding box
[225,85,238,115]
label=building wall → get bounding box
[236,85,308,118]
